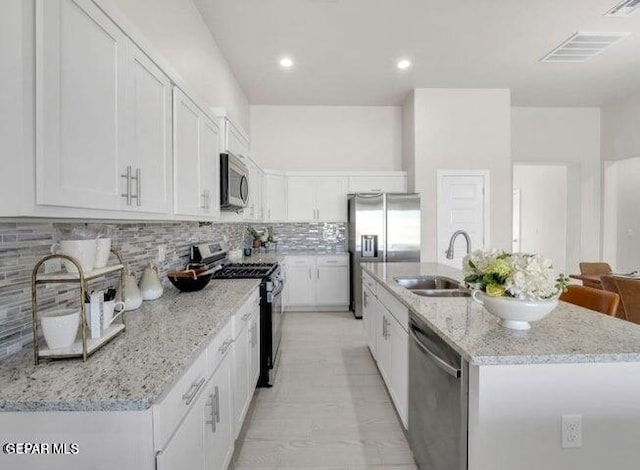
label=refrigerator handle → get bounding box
[355,191,383,198]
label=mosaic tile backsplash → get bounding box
[0,220,346,359]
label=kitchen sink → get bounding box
[395,276,461,290]
[410,289,471,298]
[394,276,470,298]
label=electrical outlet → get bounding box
[562,414,582,448]
[44,258,62,274]
[157,245,166,263]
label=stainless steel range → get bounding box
[190,243,284,387]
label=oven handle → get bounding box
[267,284,284,303]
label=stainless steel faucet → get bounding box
[445,230,471,260]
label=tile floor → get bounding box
[231,311,416,470]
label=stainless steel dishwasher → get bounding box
[408,314,468,470]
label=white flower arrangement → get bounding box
[463,250,569,301]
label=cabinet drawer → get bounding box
[207,319,234,377]
[377,285,408,332]
[232,290,259,340]
[153,350,207,451]
[286,256,315,266]
[317,255,348,267]
[362,271,377,295]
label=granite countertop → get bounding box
[362,262,640,366]
[231,249,348,264]
[0,279,260,412]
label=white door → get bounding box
[205,355,234,470]
[437,173,487,268]
[377,309,391,383]
[315,177,348,222]
[173,89,202,217]
[232,326,249,439]
[127,44,172,213]
[264,174,286,221]
[389,318,408,429]
[36,0,128,210]
[156,385,206,470]
[200,116,220,219]
[248,307,260,387]
[287,177,315,221]
[316,266,349,306]
[362,285,376,357]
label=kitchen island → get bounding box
[362,262,640,470]
[0,278,261,469]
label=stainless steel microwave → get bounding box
[220,152,249,210]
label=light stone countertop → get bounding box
[362,262,640,366]
[0,279,260,412]
[230,249,348,264]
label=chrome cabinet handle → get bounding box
[218,338,233,354]
[241,312,251,321]
[308,268,312,280]
[317,209,320,220]
[268,208,271,219]
[214,385,220,423]
[206,392,216,432]
[363,291,368,308]
[121,166,132,205]
[316,268,320,279]
[182,377,205,405]
[135,168,141,206]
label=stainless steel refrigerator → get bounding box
[348,193,421,319]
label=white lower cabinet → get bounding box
[284,255,349,310]
[363,275,408,429]
[204,353,234,470]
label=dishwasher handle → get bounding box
[409,324,461,378]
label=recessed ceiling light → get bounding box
[397,59,412,70]
[279,57,294,69]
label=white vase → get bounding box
[472,290,558,330]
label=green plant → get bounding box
[246,225,259,240]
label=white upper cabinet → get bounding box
[173,88,220,219]
[36,0,172,214]
[263,172,286,222]
[126,44,172,213]
[287,176,347,222]
[36,0,128,211]
[243,159,263,221]
[222,118,250,159]
[348,174,407,194]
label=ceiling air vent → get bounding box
[540,32,630,62]
[606,0,640,17]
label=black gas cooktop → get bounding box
[211,263,276,279]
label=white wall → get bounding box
[513,165,567,274]
[401,92,416,192]
[111,0,250,132]
[410,89,513,261]
[512,107,601,272]
[249,106,402,170]
[601,92,640,162]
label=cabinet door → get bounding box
[36,0,128,210]
[232,325,250,439]
[362,285,376,358]
[377,309,391,383]
[249,309,260,387]
[315,177,348,222]
[200,115,220,219]
[127,44,172,213]
[243,160,261,221]
[173,88,203,217]
[264,174,286,221]
[348,176,407,194]
[389,317,408,429]
[287,177,315,221]
[286,263,315,306]
[156,384,206,470]
[205,354,234,470]
[316,266,349,306]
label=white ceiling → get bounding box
[194,0,640,107]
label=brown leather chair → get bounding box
[579,262,612,289]
[612,277,640,325]
[560,284,620,317]
[600,275,627,320]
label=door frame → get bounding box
[436,170,491,261]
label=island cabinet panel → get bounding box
[468,362,640,470]
[0,410,155,470]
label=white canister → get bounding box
[40,308,80,350]
[94,238,112,269]
[51,239,97,274]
